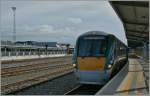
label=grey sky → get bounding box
[1,0,127,45]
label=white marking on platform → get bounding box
[1,54,66,61]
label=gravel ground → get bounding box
[10,72,79,95]
[2,56,72,68]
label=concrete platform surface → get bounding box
[116,59,148,95]
[96,58,149,95]
[1,54,67,61]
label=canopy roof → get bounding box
[110,1,149,47]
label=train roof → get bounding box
[78,31,127,46]
[79,31,111,37]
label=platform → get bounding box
[96,58,149,95]
[1,54,67,61]
[116,59,148,95]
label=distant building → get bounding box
[15,41,58,47]
[57,43,70,48]
[1,40,71,49]
[1,40,13,46]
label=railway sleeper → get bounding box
[2,67,74,94]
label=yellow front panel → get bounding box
[77,57,105,71]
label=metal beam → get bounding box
[126,32,148,37]
[127,36,145,41]
[127,39,144,45]
[128,41,143,46]
[127,34,148,39]
[127,36,144,40]
[125,21,148,26]
[126,35,148,40]
[128,41,143,47]
[128,39,143,43]
[126,29,148,34]
[128,40,143,44]
[111,1,149,7]
[127,35,146,39]
[127,30,149,35]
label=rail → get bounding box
[1,56,74,94]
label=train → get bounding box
[72,31,128,85]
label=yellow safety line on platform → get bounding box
[116,72,134,94]
[129,64,143,72]
[116,59,147,95]
[136,71,145,94]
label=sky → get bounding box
[0,0,127,46]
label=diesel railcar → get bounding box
[73,31,128,85]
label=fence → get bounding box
[1,46,68,57]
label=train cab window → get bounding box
[78,36,106,57]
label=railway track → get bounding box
[1,56,74,94]
[65,84,103,95]
[2,63,72,77]
[2,56,72,68]
[2,67,74,94]
[2,55,71,63]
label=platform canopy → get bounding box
[110,1,149,48]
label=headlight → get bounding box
[73,64,76,67]
[108,65,112,68]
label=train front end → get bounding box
[73,33,108,85]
